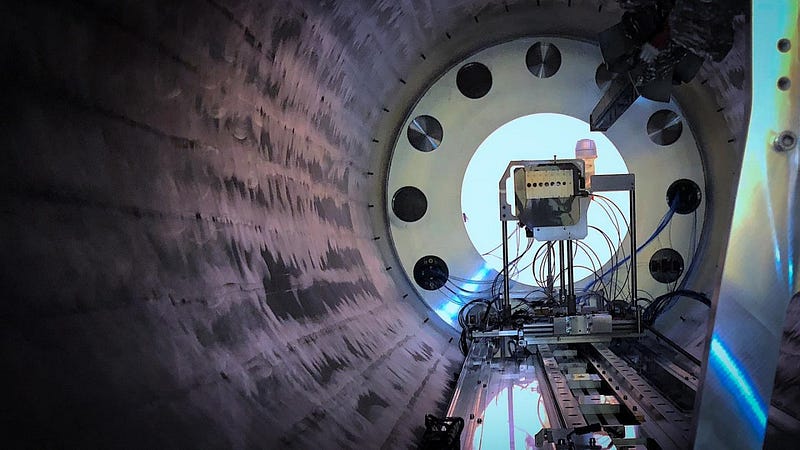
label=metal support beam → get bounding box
[566,240,576,314]
[501,220,511,316]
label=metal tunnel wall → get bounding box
[0,1,466,448]
[1,0,781,448]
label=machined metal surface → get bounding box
[553,314,613,335]
[587,343,691,450]
[386,37,708,329]
[647,109,685,146]
[446,341,552,449]
[692,2,800,449]
[526,42,562,79]
[0,0,760,448]
[472,318,638,345]
[538,344,588,429]
[566,373,602,389]
[590,174,635,192]
[577,394,620,415]
[407,115,444,152]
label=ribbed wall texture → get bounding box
[0,0,795,448]
[0,1,466,447]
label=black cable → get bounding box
[642,289,711,325]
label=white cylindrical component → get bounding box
[575,139,597,188]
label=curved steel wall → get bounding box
[0,0,763,448]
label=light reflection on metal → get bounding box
[787,147,798,291]
[692,1,799,448]
[470,384,550,449]
[386,38,708,329]
[460,265,493,295]
[708,334,767,430]
[435,301,462,323]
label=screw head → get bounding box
[775,131,797,152]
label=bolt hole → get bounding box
[778,77,791,91]
[778,38,791,53]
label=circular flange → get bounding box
[649,248,685,284]
[407,115,443,152]
[392,186,428,222]
[647,110,683,146]
[595,63,617,90]
[456,62,493,99]
[413,255,449,291]
[386,37,706,328]
[667,179,702,214]
[526,42,562,78]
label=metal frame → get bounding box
[497,159,589,315]
[382,37,709,329]
[591,173,640,331]
[586,343,691,450]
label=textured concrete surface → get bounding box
[0,0,795,448]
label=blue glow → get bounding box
[787,148,799,292]
[460,265,493,294]
[708,334,767,435]
[435,301,462,323]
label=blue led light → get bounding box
[708,334,768,436]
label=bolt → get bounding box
[775,131,797,152]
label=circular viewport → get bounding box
[461,113,631,287]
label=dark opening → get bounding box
[456,62,493,99]
[392,187,428,222]
[413,255,449,291]
[667,179,702,214]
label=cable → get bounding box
[481,225,521,256]
[585,199,679,293]
[642,289,711,325]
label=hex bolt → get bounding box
[774,131,797,152]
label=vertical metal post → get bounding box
[566,240,576,315]
[629,188,639,333]
[558,240,565,303]
[546,241,554,299]
[501,220,511,317]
